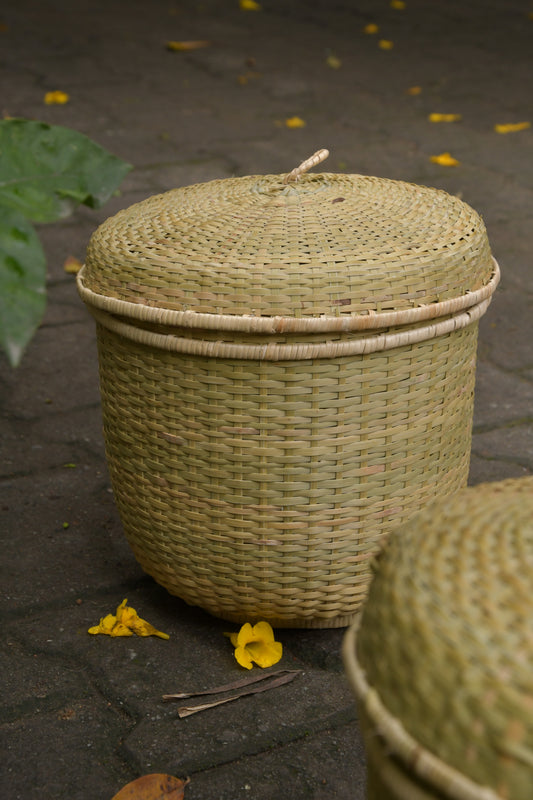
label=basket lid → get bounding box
[80,150,496,330]
[353,475,533,796]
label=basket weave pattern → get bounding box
[346,477,533,796]
[97,321,477,627]
[80,170,498,627]
[83,174,493,320]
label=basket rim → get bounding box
[77,258,500,336]
[88,295,491,360]
[342,619,501,800]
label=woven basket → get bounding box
[78,150,499,628]
[343,476,533,798]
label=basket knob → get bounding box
[283,148,329,183]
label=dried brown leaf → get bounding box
[175,670,301,717]
[163,668,299,701]
[111,774,189,800]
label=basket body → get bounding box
[96,320,478,627]
[79,171,498,627]
[343,476,533,796]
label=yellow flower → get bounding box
[390,0,406,8]
[494,121,530,134]
[363,23,379,34]
[240,0,261,10]
[88,599,169,639]
[285,116,306,128]
[430,152,460,167]
[378,39,394,50]
[88,613,133,637]
[115,598,170,639]
[44,90,69,105]
[63,255,83,274]
[166,40,210,51]
[428,113,462,123]
[407,85,422,95]
[326,54,342,69]
[227,622,283,669]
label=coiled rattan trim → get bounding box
[342,621,501,800]
[87,296,491,361]
[77,259,500,336]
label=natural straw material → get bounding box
[78,169,498,628]
[343,476,533,798]
[80,172,495,322]
[283,148,330,183]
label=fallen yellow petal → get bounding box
[88,599,169,639]
[109,622,134,637]
[89,614,133,636]
[116,598,169,638]
[285,116,306,128]
[235,640,282,669]
[44,90,69,105]
[430,152,460,167]
[166,40,211,51]
[378,39,394,50]
[494,121,530,134]
[129,618,170,639]
[240,0,261,10]
[363,23,379,34]
[237,70,261,85]
[428,113,462,123]
[63,255,83,274]
[115,598,137,626]
[101,613,118,633]
[225,631,240,647]
[407,86,422,95]
[326,54,342,69]
[390,0,406,8]
[228,622,283,669]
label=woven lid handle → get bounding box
[283,148,329,184]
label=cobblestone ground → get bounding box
[1,1,532,798]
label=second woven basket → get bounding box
[343,475,533,799]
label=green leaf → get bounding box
[0,118,132,223]
[0,206,47,366]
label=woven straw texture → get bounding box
[344,476,533,798]
[78,169,498,627]
[80,172,494,323]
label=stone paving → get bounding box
[1,1,532,798]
